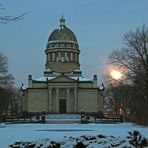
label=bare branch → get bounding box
[0,3,5,10]
[0,12,27,24]
[0,3,27,24]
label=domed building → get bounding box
[22,16,104,114]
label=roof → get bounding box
[70,77,91,82]
[48,17,77,42]
[34,76,55,81]
[33,76,91,82]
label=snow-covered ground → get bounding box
[0,122,148,147]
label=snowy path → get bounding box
[0,123,148,147]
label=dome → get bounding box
[45,16,80,73]
[48,16,77,42]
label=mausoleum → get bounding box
[22,16,104,114]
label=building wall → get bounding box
[51,88,57,112]
[22,91,28,112]
[22,80,104,113]
[78,89,98,113]
[98,92,104,111]
[32,82,47,88]
[69,88,74,112]
[27,89,48,112]
[78,82,93,88]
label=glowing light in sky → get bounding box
[110,69,123,80]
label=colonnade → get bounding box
[47,51,79,62]
[47,87,78,113]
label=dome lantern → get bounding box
[60,15,65,27]
[48,16,77,42]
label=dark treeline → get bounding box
[0,53,21,121]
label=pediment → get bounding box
[49,75,76,82]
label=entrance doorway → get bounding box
[59,99,66,113]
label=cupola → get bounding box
[45,16,80,73]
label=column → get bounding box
[71,52,73,61]
[74,88,78,112]
[56,88,59,113]
[53,52,55,61]
[48,53,50,61]
[67,88,70,113]
[48,88,52,112]
[58,52,61,61]
[75,53,77,62]
[65,52,68,61]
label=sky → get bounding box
[0,0,148,87]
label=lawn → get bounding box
[0,122,148,147]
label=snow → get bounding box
[71,76,91,81]
[34,76,55,81]
[44,114,81,123]
[0,123,148,147]
[33,76,91,82]
[48,40,77,44]
[45,114,81,119]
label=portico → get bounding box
[47,78,78,113]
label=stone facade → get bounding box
[22,16,104,114]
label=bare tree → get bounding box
[0,52,14,88]
[0,53,14,119]
[105,83,134,118]
[108,25,148,98]
[107,25,148,124]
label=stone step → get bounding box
[45,114,81,119]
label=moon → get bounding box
[110,69,123,80]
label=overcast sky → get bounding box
[0,0,148,87]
